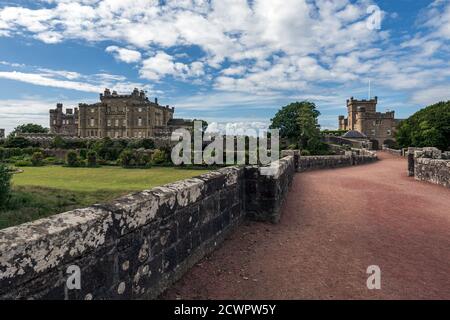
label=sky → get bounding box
[0,0,449,134]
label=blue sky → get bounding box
[0,0,449,134]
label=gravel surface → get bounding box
[161,152,450,300]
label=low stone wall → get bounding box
[382,146,403,156]
[245,156,296,223]
[0,156,296,300]
[412,147,450,188]
[297,151,377,172]
[415,158,450,188]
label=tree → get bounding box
[152,149,167,164]
[0,163,12,208]
[66,151,80,167]
[51,136,66,149]
[4,136,34,148]
[9,123,48,137]
[396,101,450,150]
[270,101,323,152]
[118,150,134,167]
[31,152,44,166]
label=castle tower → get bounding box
[346,96,377,130]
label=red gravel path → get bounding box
[162,152,450,299]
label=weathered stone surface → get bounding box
[0,157,297,300]
[297,151,377,172]
[245,155,296,223]
[415,157,450,188]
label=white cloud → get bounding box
[0,0,450,127]
[105,46,142,63]
[0,71,100,92]
[0,65,155,94]
[140,51,204,80]
[411,85,450,106]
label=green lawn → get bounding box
[0,166,210,230]
[12,166,210,192]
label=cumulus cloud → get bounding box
[105,46,142,63]
[0,0,450,127]
[140,51,204,80]
[0,0,384,86]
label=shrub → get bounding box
[14,160,32,167]
[87,151,97,167]
[118,150,134,167]
[4,137,34,148]
[51,136,66,149]
[127,138,155,150]
[31,152,45,166]
[152,149,167,165]
[43,157,64,165]
[300,149,311,156]
[66,151,80,167]
[0,163,12,208]
[118,149,151,168]
[79,148,88,160]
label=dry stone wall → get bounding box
[297,151,377,172]
[0,156,296,300]
[413,148,450,188]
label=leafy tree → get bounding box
[4,136,34,148]
[51,136,66,149]
[0,163,12,208]
[270,101,324,153]
[396,101,450,150]
[31,152,44,166]
[118,150,134,167]
[66,151,80,167]
[152,149,167,165]
[127,138,155,149]
[9,123,48,137]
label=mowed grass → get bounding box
[12,166,210,192]
[0,166,210,230]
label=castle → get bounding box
[0,129,4,139]
[50,88,191,139]
[338,97,401,149]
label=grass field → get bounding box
[0,166,210,229]
[12,166,210,192]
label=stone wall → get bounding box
[0,156,296,300]
[297,151,377,172]
[245,156,296,223]
[382,146,403,157]
[412,147,450,188]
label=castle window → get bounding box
[138,117,142,126]
[107,119,111,127]
[115,119,119,127]
[91,108,95,113]
[387,129,391,136]
[138,107,142,113]
[90,118,95,126]
[53,120,56,125]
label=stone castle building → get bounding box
[50,88,191,139]
[0,129,5,139]
[338,97,401,149]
